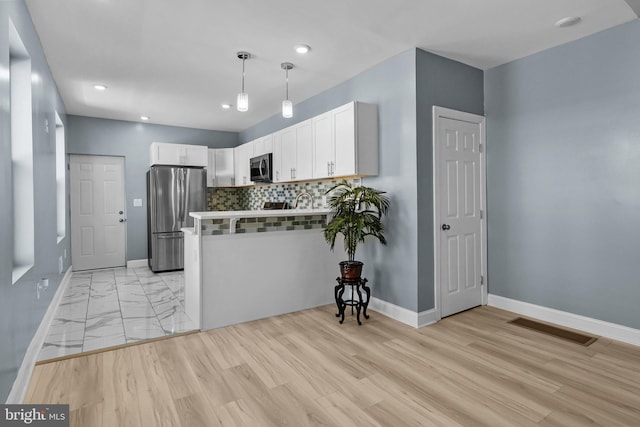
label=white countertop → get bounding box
[190,208,332,220]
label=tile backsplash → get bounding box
[200,215,327,235]
[207,178,361,211]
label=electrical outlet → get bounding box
[36,278,48,300]
[64,249,67,259]
[322,196,327,207]
[58,256,63,274]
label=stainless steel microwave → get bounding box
[249,153,272,183]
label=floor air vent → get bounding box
[508,317,597,346]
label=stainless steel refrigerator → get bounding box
[147,166,206,272]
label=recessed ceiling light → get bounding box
[221,103,232,110]
[93,84,107,91]
[294,44,311,54]
[140,116,150,121]
[555,16,581,28]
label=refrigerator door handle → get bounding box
[156,233,183,239]
[152,168,159,231]
[181,168,187,225]
[177,168,183,225]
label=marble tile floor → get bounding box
[38,266,196,361]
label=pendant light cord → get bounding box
[285,68,289,100]
[241,57,246,93]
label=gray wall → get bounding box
[67,115,238,261]
[241,50,420,311]
[485,19,640,329]
[0,0,69,402]
[415,49,484,312]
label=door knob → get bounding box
[119,219,126,223]
[119,211,124,214]
[441,224,450,231]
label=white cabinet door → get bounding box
[150,142,207,167]
[295,119,313,181]
[311,102,378,179]
[312,111,333,179]
[234,145,245,186]
[234,142,254,186]
[182,145,208,167]
[280,127,297,181]
[215,148,235,187]
[207,149,216,187]
[151,142,180,166]
[274,121,312,183]
[332,102,356,177]
[253,135,273,156]
[272,131,283,183]
[207,148,235,187]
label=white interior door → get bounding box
[434,107,487,318]
[70,155,126,271]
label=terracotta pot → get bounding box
[339,261,363,281]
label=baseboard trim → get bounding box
[488,294,640,347]
[126,259,148,269]
[6,266,73,404]
[417,308,439,328]
[369,297,437,328]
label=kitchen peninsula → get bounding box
[183,209,343,330]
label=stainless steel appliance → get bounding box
[249,153,272,183]
[147,166,206,272]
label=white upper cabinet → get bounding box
[312,111,333,179]
[312,101,378,179]
[207,149,216,187]
[150,142,208,167]
[253,135,273,157]
[274,127,295,182]
[207,148,234,187]
[273,119,313,182]
[234,141,254,186]
[224,101,378,187]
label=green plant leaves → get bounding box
[324,180,389,261]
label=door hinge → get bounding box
[479,143,483,153]
[480,210,484,219]
[480,275,484,285]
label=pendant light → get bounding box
[281,62,294,118]
[236,52,251,112]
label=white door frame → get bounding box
[433,106,488,321]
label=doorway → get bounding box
[433,107,487,318]
[70,155,126,271]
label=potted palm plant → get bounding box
[324,180,390,280]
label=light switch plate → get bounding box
[133,198,143,207]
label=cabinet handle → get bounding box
[327,162,330,176]
[292,168,296,179]
[331,162,335,175]
[276,171,279,181]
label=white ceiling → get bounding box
[25,0,638,132]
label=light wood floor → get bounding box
[25,305,640,426]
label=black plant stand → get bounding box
[334,277,370,325]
